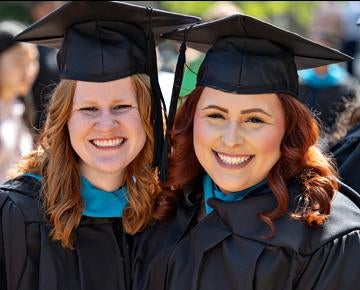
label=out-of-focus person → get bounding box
[29,1,62,132]
[179,1,243,98]
[330,16,360,194]
[331,90,360,193]
[341,1,360,76]
[298,1,358,149]
[0,20,39,183]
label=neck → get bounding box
[80,166,125,192]
[202,175,267,216]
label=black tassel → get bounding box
[147,30,165,169]
[159,40,187,181]
[168,41,186,131]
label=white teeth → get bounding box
[92,138,124,147]
[217,153,251,165]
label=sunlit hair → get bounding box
[155,87,338,237]
[13,74,158,248]
[326,91,360,148]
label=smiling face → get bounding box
[67,77,146,188]
[193,87,286,193]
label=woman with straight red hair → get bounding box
[132,14,360,290]
[0,2,199,290]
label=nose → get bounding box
[222,121,244,147]
[94,111,119,131]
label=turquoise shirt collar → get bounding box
[22,173,128,218]
[203,174,267,215]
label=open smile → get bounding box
[90,137,126,149]
[213,151,254,168]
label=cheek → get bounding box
[257,127,284,156]
[193,116,206,151]
[2,67,21,84]
[193,116,216,164]
[67,115,89,143]
[29,61,40,78]
[126,112,146,144]
[24,63,39,84]
[67,118,77,146]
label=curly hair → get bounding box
[154,87,338,236]
[326,89,360,148]
[13,74,159,248]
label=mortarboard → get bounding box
[159,14,352,180]
[14,1,200,170]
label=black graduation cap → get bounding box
[14,1,200,170]
[159,14,352,180]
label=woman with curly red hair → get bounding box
[132,14,360,290]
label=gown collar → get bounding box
[203,174,267,215]
[80,175,128,218]
[21,173,128,217]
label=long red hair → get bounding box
[154,86,338,235]
[13,75,159,248]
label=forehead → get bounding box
[4,44,38,63]
[198,87,283,111]
[73,77,136,102]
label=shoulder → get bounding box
[209,181,360,256]
[272,185,360,256]
[332,124,360,153]
[132,193,198,255]
[321,189,360,238]
[0,175,44,222]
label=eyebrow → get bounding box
[241,108,272,117]
[202,105,272,117]
[74,96,134,104]
[202,105,228,113]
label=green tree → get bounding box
[0,2,31,24]
[160,1,324,33]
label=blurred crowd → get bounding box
[1,1,360,188]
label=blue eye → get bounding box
[113,104,132,111]
[80,107,98,112]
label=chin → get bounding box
[214,181,246,193]
[221,186,245,193]
[101,167,126,174]
[212,175,246,193]
[92,164,126,175]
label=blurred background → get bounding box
[0,1,360,183]
[2,1,360,75]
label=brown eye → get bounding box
[208,113,224,119]
[246,117,264,124]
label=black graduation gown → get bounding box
[298,80,356,132]
[132,181,360,290]
[331,123,360,194]
[0,176,131,290]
